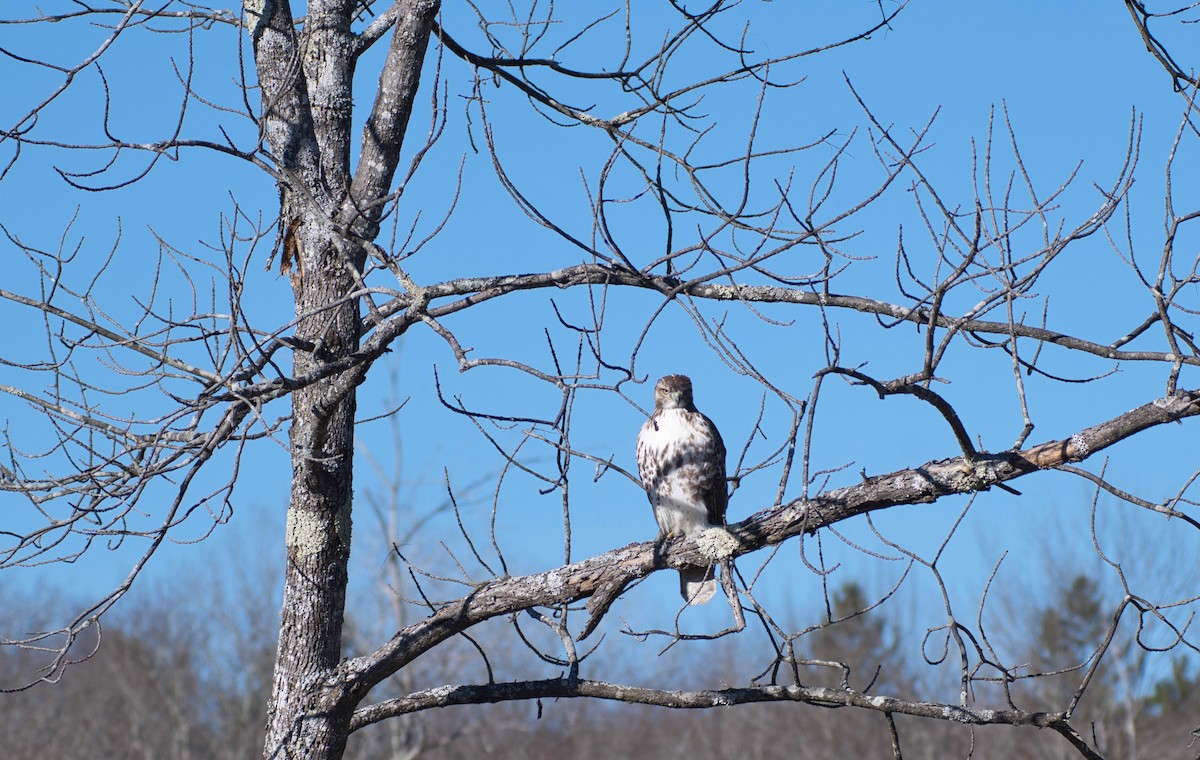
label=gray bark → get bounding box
[249,1,440,757]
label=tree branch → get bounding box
[329,388,1200,708]
[361,264,1200,369]
[343,0,440,239]
[349,677,1077,736]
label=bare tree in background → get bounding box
[2,2,1199,759]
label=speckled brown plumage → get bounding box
[635,374,727,604]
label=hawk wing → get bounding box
[693,410,728,527]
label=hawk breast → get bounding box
[636,408,727,535]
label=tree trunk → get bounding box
[250,0,439,755]
[262,220,361,758]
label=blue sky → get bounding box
[1,1,1197,688]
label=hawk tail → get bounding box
[680,568,717,606]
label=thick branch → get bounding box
[328,389,1200,709]
[343,0,440,239]
[245,0,324,203]
[350,677,1071,734]
[365,264,1200,368]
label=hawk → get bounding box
[635,374,728,605]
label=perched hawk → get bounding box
[635,374,728,605]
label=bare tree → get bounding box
[2,2,1199,759]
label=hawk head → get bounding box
[653,374,695,411]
